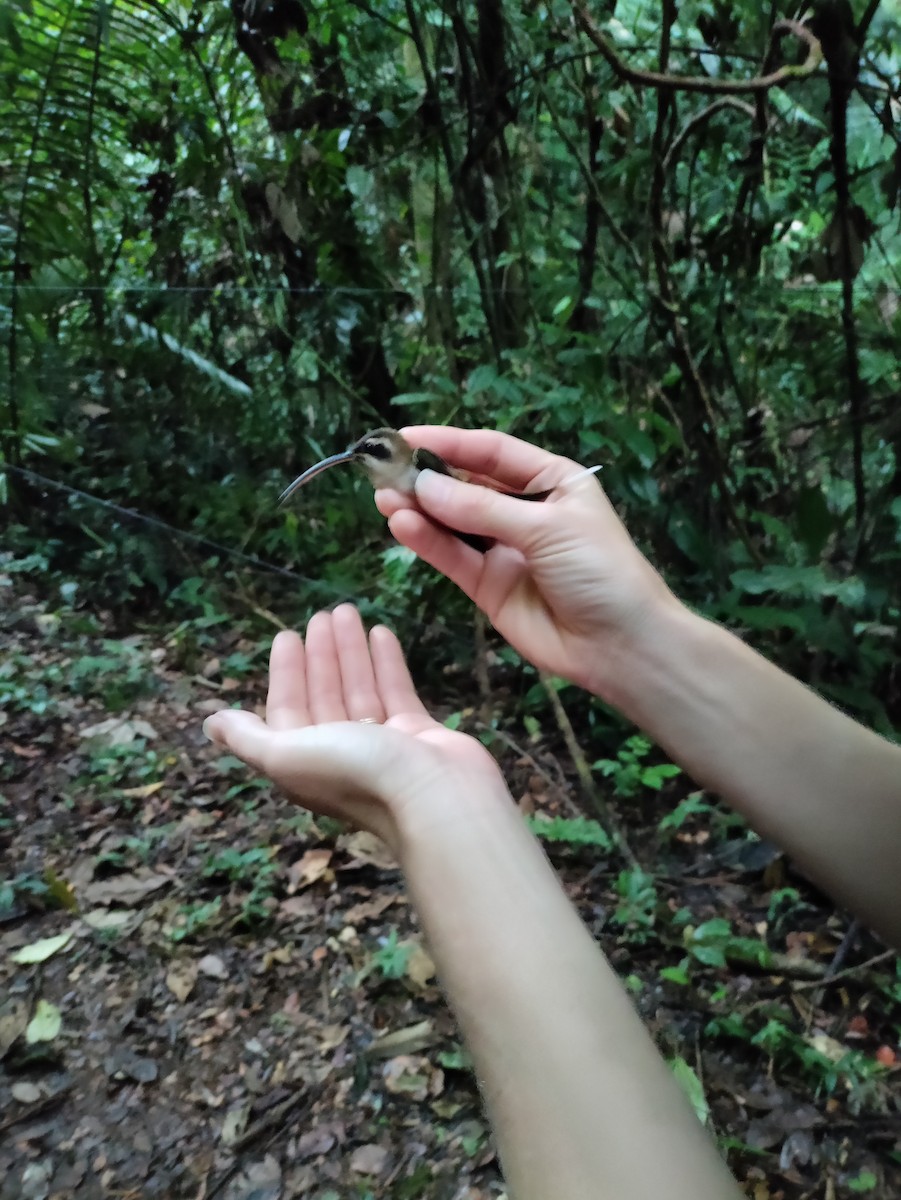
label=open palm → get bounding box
[202,605,503,849]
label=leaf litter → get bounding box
[0,579,898,1198]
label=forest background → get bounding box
[1,1,901,1197]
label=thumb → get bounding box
[203,709,389,790]
[414,469,544,547]
[203,709,270,765]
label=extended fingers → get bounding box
[331,604,387,722]
[369,624,429,718]
[304,610,351,722]
[267,608,404,729]
[266,630,311,730]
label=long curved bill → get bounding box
[278,449,355,505]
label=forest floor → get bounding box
[1,564,900,1200]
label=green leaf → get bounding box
[466,364,498,394]
[659,792,712,831]
[526,814,612,849]
[660,962,691,986]
[26,999,62,1043]
[10,931,74,964]
[848,1170,878,1193]
[691,943,728,968]
[122,315,253,398]
[730,565,865,608]
[669,1056,710,1126]
[641,763,681,790]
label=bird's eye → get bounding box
[361,440,391,460]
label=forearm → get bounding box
[395,789,740,1200]
[602,600,901,948]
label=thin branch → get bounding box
[573,6,822,95]
[540,672,639,867]
[403,0,503,362]
[791,948,896,991]
[662,97,756,174]
[855,0,883,43]
[642,2,762,564]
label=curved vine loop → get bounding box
[572,6,823,96]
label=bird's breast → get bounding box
[363,459,421,493]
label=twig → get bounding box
[0,1088,71,1133]
[791,947,896,992]
[663,98,757,173]
[473,610,493,721]
[539,671,639,866]
[474,719,580,815]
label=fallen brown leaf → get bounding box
[349,1143,391,1177]
[119,781,165,800]
[288,848,333,890]
[0,999,30,1059]
[381,1055,431,1101]
[79,716,159,746]
[10,742,42,759]
[166,959,199,1002]
[338,830,397,871]
[344,892,397,925]
[404,939,436,988]
[84,870,171,907]
[367,1020,436,1059]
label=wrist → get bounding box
[391,771,518,862]
[586,590,701,716]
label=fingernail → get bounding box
[202,716,220,743]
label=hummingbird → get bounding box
[278,427,554,552]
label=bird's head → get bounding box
[278,428,415,504]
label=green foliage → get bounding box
[526,814,613,850]
[658,792,715,833]
[0,631,156,717]
[437,1045,473,1072]
[201,846,278,926]
[706,1008,891,1111]
[0,0,896,740]
[170,898,223,943]
[202,846,275,884]
[669,1056,710,1127]
[684,918,772,970]
[82,741,162,793]
[847,1171,879,1193]
[612,868,658,938]
[367,928,413,982]
[0,871,51,913]
[594,736,682,798]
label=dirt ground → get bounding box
[2,572,899,1199]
